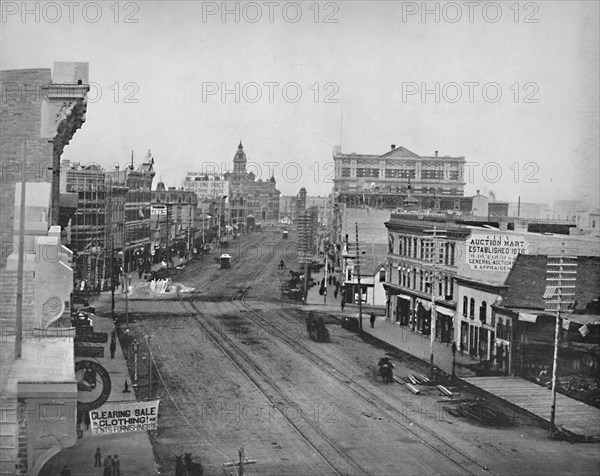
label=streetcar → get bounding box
[219,253,231,269]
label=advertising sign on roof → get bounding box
[467,234,529,272]
[182,177,229,200]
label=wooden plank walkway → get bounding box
[463,376,600,439]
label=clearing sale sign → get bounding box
[466,234,529,272]
[89,400,160,435]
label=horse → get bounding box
[175,455,186,476]
[184,452,204,476]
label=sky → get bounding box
[1,1,598,206]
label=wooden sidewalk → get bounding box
[463,376,600,440]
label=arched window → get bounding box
[480,301,487,323]
[463,296,468,316]
[470,298,475,319]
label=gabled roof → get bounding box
[378,146,422,161]
[500,255,600,313]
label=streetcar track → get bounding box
[140,236,493,475]
[183,299,368,476]
[234,297,495,476]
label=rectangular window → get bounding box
[379,269,386,282]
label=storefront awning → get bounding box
[518,312,538,323]
[435,306,454,317]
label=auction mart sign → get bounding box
[466,233,529,272]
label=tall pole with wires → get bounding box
[425,226,446,379]
[545,246,577,438]
[355,222,363,332]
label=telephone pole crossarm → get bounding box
[545,250,577,438]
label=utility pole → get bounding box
[148,335,152,398]
[324,249,328,304]
[108,177,116,320]
[425,226,447,380]
[355,222,363,332]
[186,204,191,260]
[545,247,577,438]
[15,141,27,359]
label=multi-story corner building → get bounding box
[60,160,107,291]
[112,152,156,272]
[332,144,465,209]
[0,62,88,476]
[385,208,600,368]
[105,169,128,286]
[385,213,469,342]
[224,142,280,225]
[151,183,198,260]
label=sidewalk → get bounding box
[40,313,158,476]
[304,276,480,377]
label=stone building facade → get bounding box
[224,142,280,226]
[332,144,465,209]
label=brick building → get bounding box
[112,152,156,272]
[151,182,198,261]
[0,63,88,476]
[60,160,107,291]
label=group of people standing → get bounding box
[95,448,120,476]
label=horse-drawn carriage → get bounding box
[219,254,231,269]
[378,357,395,383]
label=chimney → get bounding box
[391,144,396,150]
[435,151,438,157]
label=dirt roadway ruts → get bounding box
[121,231,600,476]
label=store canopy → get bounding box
[435,306,454,317]
[518,312,538,323]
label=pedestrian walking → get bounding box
[95,447,102,466]
[110,339,116,359]
[84,411,91,430]
[112,454,120,476]
[103,455,113,476]
[341,298,345,311]
[370,312,376,328]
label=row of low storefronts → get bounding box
[384,211,600,376]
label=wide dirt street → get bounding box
[123,231,600,476]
